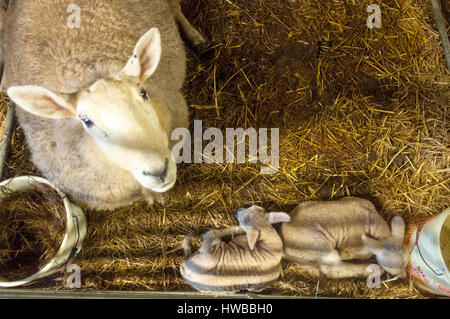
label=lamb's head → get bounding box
[362,216,409,278]
[7,28,177,193]
[236,205,290,250]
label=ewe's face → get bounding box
[77,78,176,193]
[8,28,176,192]
[7,28,178,193]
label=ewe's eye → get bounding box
[140,88,148,101]
[82,118,95,128]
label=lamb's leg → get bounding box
[316,250,374,278]
[295,262,321,277]
[168,0,207,47]
[283,248,322,277]
[318,250,375,278]
[319,261,376,279]
[339,246,372,260]
[182,234,195,258]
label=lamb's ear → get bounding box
[391,216,405,240]
[7,86,76,119]
[267,212,291,224]
[120,27,161,82]
[361,234,383,254]
[244,227,260,250]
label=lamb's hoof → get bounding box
[144,192,165,206]
[154,193,165,205]
[192,42,216,63]
[190,29,208,48]
[188,31,211,57]
[146,194,155,206]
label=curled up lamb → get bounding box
[279,196,410,279]
[180,205,291,293]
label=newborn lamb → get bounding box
[180,205,290,292]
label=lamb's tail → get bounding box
[182,233,195,258]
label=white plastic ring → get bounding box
[0,176,87,288]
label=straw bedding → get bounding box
[0,0,448,298]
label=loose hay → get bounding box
[0,0,448,297]
[0,183,66,282]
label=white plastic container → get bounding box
[406,208,450,296]
[0,176,87,288]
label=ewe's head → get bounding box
[236,205,290,250]
[7,28,177,193]
[362,216,409,278]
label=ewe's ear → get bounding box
[391,216,405,240]
[361,234,383,254]
[267,212,291,224]
[244,227,260,250]
[120,27,161,82]
[7,86,77,119]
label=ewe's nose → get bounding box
[143,158,169,182]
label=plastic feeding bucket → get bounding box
[0,176,87,288]
[406,208,450,296]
